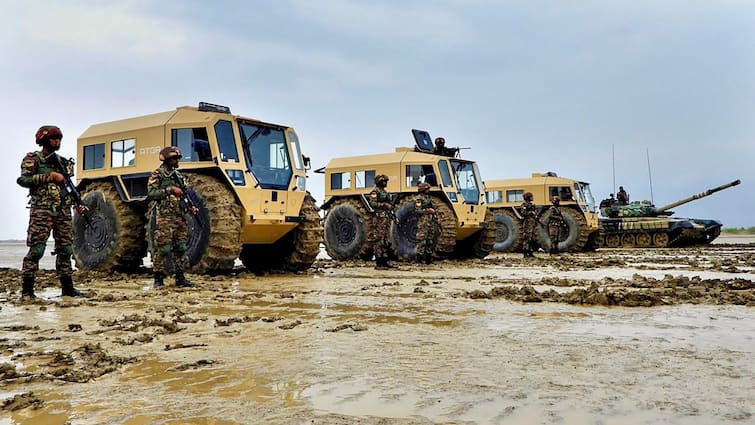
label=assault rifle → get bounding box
[172,176,203,227]
[53,155,92,226]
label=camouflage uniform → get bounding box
[17,125,83,298]
[147,164,190,280]
[547,203,565,254]
[18,152,75,278]
[368,175,397,269]
[520,199,538,257]
[415,187,439,264]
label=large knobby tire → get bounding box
[323,199,371,260]
[183,173,241,273]
[455,208,497,259]
[490,208,522,252]
[391,197,424,260]
[73,181,147,272]
[431,196,457,259]
[536,207,583,253]
[240,193,322,272]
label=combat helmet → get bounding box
[374,174,389,185]
[417,182,431,192]
[35,125,62,145]
[524,192,533,201]
[159,146,182,161]
[551,195,560,204]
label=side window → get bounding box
[287,130,303,170]
[215,120,239,163]
[330,172,351,190]
[437,160,453,187]
[486,191,502,203]
[549,186,573,201]
[111,138,135,168]
[172,128,212,162]
[83,143,105,170]
[507,190,524,203]
[355,170,375,189]
[405,164,437,187]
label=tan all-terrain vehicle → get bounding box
[484,172,600,252]
[318,130,495,261]
[72,102,321,273]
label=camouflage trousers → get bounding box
[151,212,189,275]
[548,224,562,253]
[416,216,439,257]
[522,218,538,254]
[370,214,392,260]
[22,208,73,278]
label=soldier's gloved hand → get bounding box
[190,206,199,215]
[427,208,436,214]
[171,186,184,197]
[49,172,65,184]
[394,218,400,225]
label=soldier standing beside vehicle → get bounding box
[368,174,398,270]
[547,196,565,255]
[520,192,538,258]
[415,183,439,265]
[147,146,198,288]
[17,125,85,299]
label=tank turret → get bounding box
[601,180,740,218]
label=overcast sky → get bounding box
[1,0,752,240]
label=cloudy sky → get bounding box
[1,0,752,240]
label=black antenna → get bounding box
[646,147,654,204]
[612,144,616,195]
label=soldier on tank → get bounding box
[617,186,629,205]
[147,146,198,288]
[414,183,439,265]
[368,174,398,270]
[17,125,85,299]
[519,192,538,258]
[547,196,565,255]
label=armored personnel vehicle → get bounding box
[72,102,321,273]
[484,172,600,253]
[318,129,495,262]
[596,180,740,248]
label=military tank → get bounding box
[596,180,740,248]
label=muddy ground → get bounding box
[0,243,753,425]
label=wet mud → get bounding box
[0,243,753,424]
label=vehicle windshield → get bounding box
[574,182,596,212]
[450,160,482,204]
[238,122,292,190]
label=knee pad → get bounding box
[27,244,46,261]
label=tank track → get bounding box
[75,181,147,271]
[184,173,241,273]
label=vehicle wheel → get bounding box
[391,197,421,260]
[652,232,669,247]
[73,181,147,271]
[431,196,457,259]
[323,199,371,260]
[490,209,522,252]
[636,232,652,247]
[536,208,583,253]
[240,193,322,272]
[605,234,620,248]
[182,173,241,273]
[621,233,636,247]
[470,208,497,259]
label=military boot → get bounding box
[60,275,83,297]
[174,271,194,288]
[153,272,165,289]
[424,254,433,265]
[21,275,36,299]
[375,258,389,270]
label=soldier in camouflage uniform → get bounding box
[414,183,439,264]
[547,195,565,255]
[368,174,398,270]
[147,146,198,288]
[519,191,538,258]
[17,125,85,298]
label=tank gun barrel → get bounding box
[655,179,741,213]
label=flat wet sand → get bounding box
[0,242,753,424]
